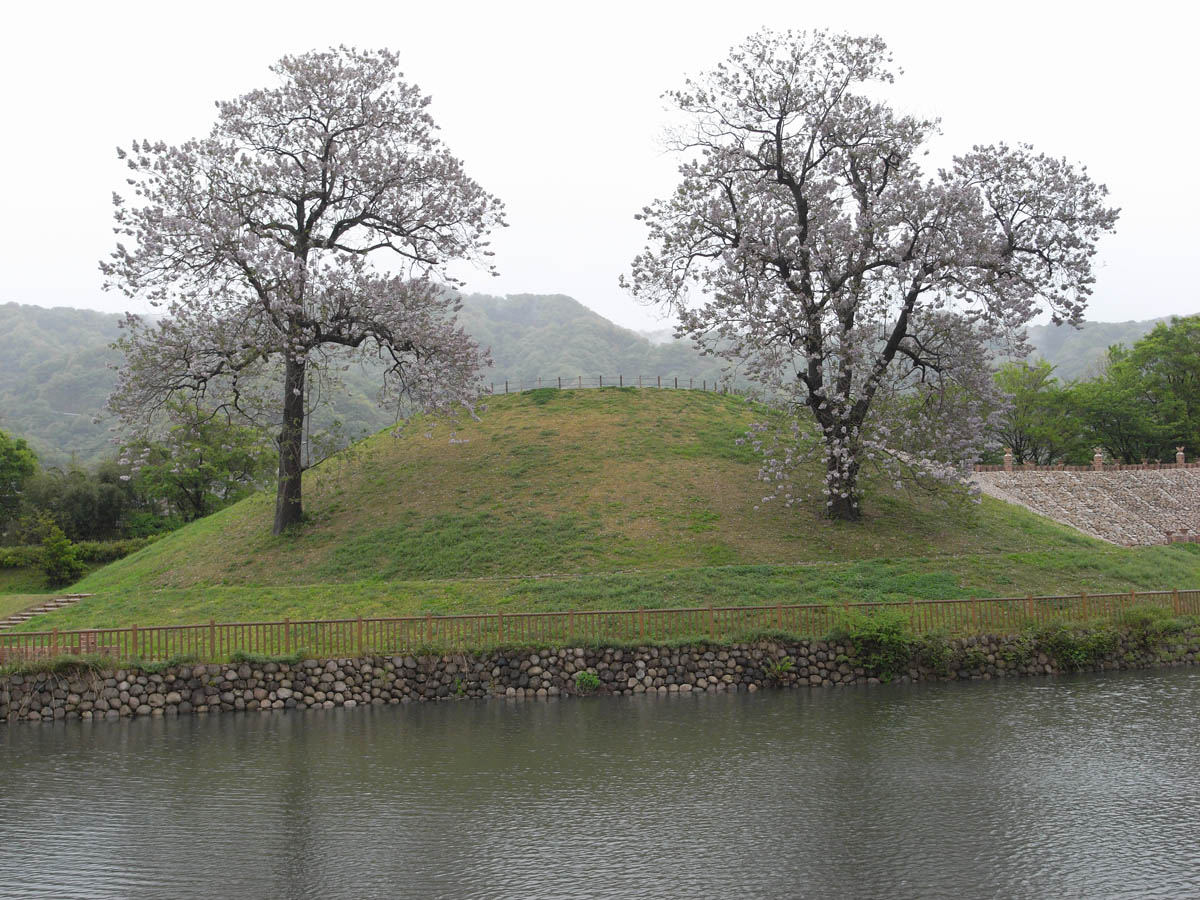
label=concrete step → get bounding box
[0,593,93,632]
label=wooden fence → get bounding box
[2,589,1197,664]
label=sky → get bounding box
[1,0,1196,332]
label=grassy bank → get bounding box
[9,388,1200,631]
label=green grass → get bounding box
[14,388,1200,631]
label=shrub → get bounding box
[574,670,601,694]
[914,630,954,677]
[41,527,85,587]
[829,607,914,683]
[762,655,795,684]
[1036,624,1118,671]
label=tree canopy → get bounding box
[625,30,1118,519]
[104,47,505,533]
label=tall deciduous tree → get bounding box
[0,429,37,528]
[625,30,1117,520]
[104,48,505,534]
[993,360,1085,465]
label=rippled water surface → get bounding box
[2,669,1199,899]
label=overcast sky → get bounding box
[2,0,1196,332]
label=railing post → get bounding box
[356,615,364,656]
[426,613,434,646]
[1080,591,1088,621]
[1174,588,1181,615]
[708,603,715,640]
[1026,594,1034,623]
[776,603,783,630]
[209,619,216,660]
[283,618,290,654]
[568,610,574,643]
[638,607,644,641]
[497,611,504,645]
[909,597,916,632]
[51,628,58,657]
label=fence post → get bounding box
[130,623,139,659]
[505,380,508,394]
[426,613,434,646]
[51,628,58,657]
[658,376,661,387]
[600,375,603,387]
[497,611,504,645]
[638,607,644,641]
[620,375,623,387]
[708,603,715,640]
[209,619,216,660]
[675,377,678,389]
[1174,588,1181,615]
[1026,594,1034,623]
[283,618,290,654]
[356,616,363,656]
[776,603,783,630]
[568,610,574,643]
[909,597,916,632]
[558,376,561,389]
[1080,591,1088,621]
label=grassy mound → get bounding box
[14,388,1200,630]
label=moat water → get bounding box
[2,668,1198,899]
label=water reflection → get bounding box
[1,670,1198,899]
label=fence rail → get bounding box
[2,590,1197,664]
[483,375,741,394]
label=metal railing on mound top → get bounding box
[1,589,1197,664]
[483,375,740,394]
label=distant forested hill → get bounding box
[1024,317,1189,381]
[0,295,723,466]
[0,304,124,465]
[1,296,1188,465]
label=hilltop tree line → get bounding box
[994,315,1200,466]
[0,416,273,548]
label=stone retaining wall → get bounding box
[4,629,1198,724]
[974,469,1200,546]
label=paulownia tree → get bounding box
[625,30,1118,520]
[104,47,505,533]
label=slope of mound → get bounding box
[76,389,1079,587]
[19,388,1200,629]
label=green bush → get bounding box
[41,527,85,587]
[574,670,601,694]
[1036,624,1118,671]
[0,536,156,569]
[829,608,914,683]
[914,630,954,677]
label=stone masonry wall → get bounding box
[4,630,1198,724]
[974,469,1200,546]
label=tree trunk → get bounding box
[273,356,306,535]
[824,446,862,522]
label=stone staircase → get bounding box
[974,469,1200,546]
[0,594,92,632]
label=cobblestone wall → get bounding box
[3,630,1197,723]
